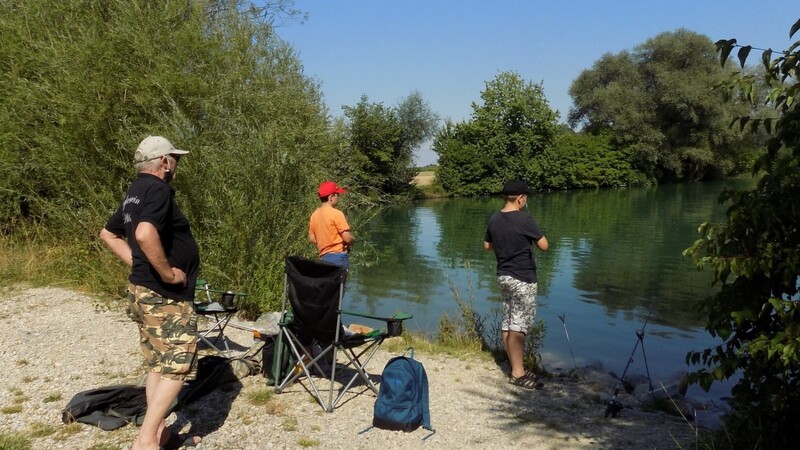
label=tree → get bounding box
[339,92,438,201]
[435,71,559,195]
[569,29,761,182]
[684,18,800,449]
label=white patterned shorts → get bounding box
[498,276,537,334]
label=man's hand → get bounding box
[169,267,188,287]
[136,222,184,285]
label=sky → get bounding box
[276,1,799,166]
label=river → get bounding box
[344,179,755,402]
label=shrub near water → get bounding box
[0,1,331,314]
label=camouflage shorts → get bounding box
[127,284,198,381]
[497,276,538,334]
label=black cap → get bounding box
[502,179,530,196]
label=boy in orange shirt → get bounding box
[309,181,355,268]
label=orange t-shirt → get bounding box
[308,206,350,256]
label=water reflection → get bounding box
[345,179,754,400]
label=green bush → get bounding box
[684,19,800,449]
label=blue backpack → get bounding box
[372,348,434,436]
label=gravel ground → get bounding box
[0,286,698,449]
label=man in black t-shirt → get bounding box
[100,136,201,450]
[484,179,549,390]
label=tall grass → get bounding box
[438,272,546,373]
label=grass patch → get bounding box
[87,444,122,450]
[297,437,320,447]
[21,375,36,383]
[246,388,274,405]
[43,393,62,403]
[240,414,254,425]
[245,387,284,414]
[282,416,298,432]
[1,404,23,414]
[57,423,82,437]
[0,432,31,450]
[15,360,28,366]
[28,422,56,438]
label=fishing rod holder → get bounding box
[604,312,654,418]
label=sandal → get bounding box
[162,431,202,450]
[509,373,544,390]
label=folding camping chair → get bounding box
[194,280,246,357]
[274,256,412,412]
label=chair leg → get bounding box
[197,312,235,357]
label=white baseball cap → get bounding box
[134,136,189,163]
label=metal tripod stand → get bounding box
[604,312,654,418]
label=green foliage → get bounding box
[523,320,546,372]
[530,131,645,190]
[435,71,559,195]
[439,272,545,372]
[0,0,329,316]
[569,29,763,183]
[337,92,438,202]
[684,18,800,449]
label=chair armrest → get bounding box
[196,287,248,296]
[278,311,294,326]
[340,310,413,322]
[195,302,237,313]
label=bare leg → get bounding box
[132,373,184,450]
[141,372,170,447]
[502,330,527,379]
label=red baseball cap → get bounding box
[318,181,347,197]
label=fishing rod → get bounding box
[557,313,578,371]
[604,311,654,418]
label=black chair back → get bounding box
[285,256,347,343]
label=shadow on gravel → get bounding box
[174,381,242,439]
[459,374,692,449]
[170,355,244,439]
[276,365,382,411]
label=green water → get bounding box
[345,179,755,400]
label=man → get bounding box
[483,179,549,390]
[100,136,201,450]
[308,180,355,268]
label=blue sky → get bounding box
[277,1,798,165]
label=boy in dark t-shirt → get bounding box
[484,179,549,390]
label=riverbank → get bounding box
[0,286,703,449]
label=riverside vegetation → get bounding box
[2,1,799,447]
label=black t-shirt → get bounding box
[484,210,544,283]
[105,173,199,301]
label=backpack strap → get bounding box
[419,358,435,437]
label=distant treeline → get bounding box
[435,30,767,196]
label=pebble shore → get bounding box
[0,286,696,449]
